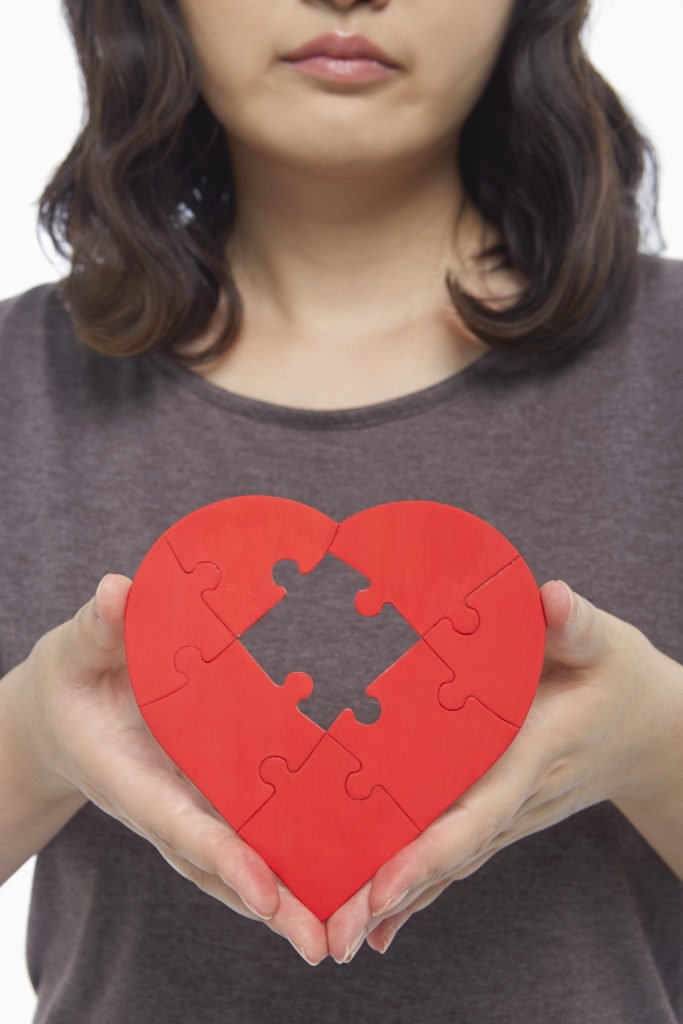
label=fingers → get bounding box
[367,876,450,953]
[326,811,466,963]
[268,885,329,965]
[332,581,616,962]
[83,730,331,962]
[156,847,328,965]
[365,782,591,955]
[33,572,331,964]
[540,579,609,672]
[327,864,452,963]
[326,739,539,961]
[325,880,374,964]
[60,573,133,682]
[539,579,574,633]
[155,842,269,916]
[368,750,530,915]
[92,743,280,920]
[362,783,593,958]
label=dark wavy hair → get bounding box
[37,0,664,370]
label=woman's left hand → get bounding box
[325,578,683,964]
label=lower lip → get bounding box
[281,56,399,83]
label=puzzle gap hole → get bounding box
[236,554,420,730]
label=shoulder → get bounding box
[0,281,70,414]
[634,251,683,317]
[0,279,61,343]
[636,249,683,290]
[0,279,156,415]
[569,252,683,427]
[630,252,683,352]
[0,278,75,378]
[616,251,682,381]
[564,251,683,391]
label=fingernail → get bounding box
[380,923,400,954]
[241,897,274,921]
[373,888,410,918]
[93,576,107,619]
[342,929,367,964]
[557,580,577,621]
[293,942,323,967]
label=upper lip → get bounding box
[281,32,401,69]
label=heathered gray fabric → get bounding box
[1,251,682,1023]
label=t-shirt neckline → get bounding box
[145,343,502,431]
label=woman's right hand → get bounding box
[18,573,328,965]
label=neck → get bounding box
[224,135,499,342]
[177,141,521,408]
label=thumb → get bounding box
[540,579,608,671]
[67,573,133,679]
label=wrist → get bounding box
[0,659,87,885]
[610,639,683,880]
[3,657,86,810]
[611,636,683,811]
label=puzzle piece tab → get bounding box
[138,642,325,832]
[164,495,338,636]
[327,500,521,635]
[124,535,235,705]
[125,496,547,921]
[239,734,420,921]
[328,638,518,830]
[424,555,547,726]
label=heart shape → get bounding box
[124,497,546,920]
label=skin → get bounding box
[175,0,524,406]
[20,574,683,970]
[94,0,683,965]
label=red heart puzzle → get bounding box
[124,496,546,920]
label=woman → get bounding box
[1,0,681,1020]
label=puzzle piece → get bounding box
[239,734,420,921]
[124,535,235,705]
[424,556,547,726]
[328,637,518,830]
[240,554,419,728]
[164,495,338,636]
[125,496,547,920]
[138,643,324,831]
[327,500,521,635]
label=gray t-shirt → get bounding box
[1,251,682,1023]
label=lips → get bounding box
[281,32,401,69]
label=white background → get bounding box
[1,0,681,1019]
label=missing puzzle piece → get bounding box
[240,553,420,729]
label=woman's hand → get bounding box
[20,573,328,966]
[325,579,683,964]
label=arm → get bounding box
[0,658,87,886]
[0,575,328,965]
[325,580,683,962]
[612,642,683,880]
